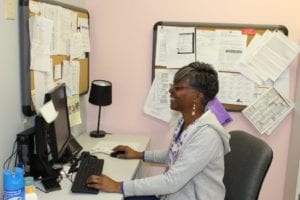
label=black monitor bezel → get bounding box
[44,83,71,162]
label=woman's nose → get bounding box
[169,84,174,94]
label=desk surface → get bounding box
[35,133,150,200]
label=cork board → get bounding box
[152,21,288,111]
[19,0,90,116]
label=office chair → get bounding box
[223,130,273,200]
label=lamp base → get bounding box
[90,130,106,138]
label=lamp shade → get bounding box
[89,80,112,106]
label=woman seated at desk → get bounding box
[87,61,231,200]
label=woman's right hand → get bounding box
[111,145,143,159]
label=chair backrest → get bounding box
[223,130,273,200]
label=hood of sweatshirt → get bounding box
[198,110,231,155]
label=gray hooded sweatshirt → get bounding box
[123,110,231,200]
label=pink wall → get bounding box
[86,0,300,199]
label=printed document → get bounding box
[235,31,300,85]
[29,16,53,72]
[196,29,247,72]
[143,69,177,122]
[62,60,80,96]
[155,26,195,68]
[242,87,294,135]
[67,95,82,127]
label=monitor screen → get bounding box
[44,83,71,162]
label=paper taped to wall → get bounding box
[242,87,294,135]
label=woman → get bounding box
[87,61,231,200]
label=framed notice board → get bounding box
[19,0,90,116]
[152,21,288,111]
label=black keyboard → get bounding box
[71,156,104,194]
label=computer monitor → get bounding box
[44,83,71,162]
[32,83,82,190]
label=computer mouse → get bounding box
[110,150,125,157]
[79,151,90,160]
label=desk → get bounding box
[36,133,150,200]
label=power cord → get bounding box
[3,139,17,170]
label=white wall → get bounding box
[0,0,24,193]
[285,59,300,200]
[0,0,86,193]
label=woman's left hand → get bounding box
[87,175,121,193]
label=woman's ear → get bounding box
[194,90,203,102]
[194,91,204,109]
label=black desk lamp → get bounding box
[89,80,112,138]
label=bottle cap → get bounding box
[24,176,34,186]
[25,185,34,193]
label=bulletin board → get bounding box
[19,0,90,116]
[152,21,289,111]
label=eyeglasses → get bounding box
[169,84,194,91]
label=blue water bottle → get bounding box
[3,167,25,200]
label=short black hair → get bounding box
[174,61,219,107]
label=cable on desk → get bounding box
[35,185,47,193]
[90,151,111,156]
[61,167,74,183]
